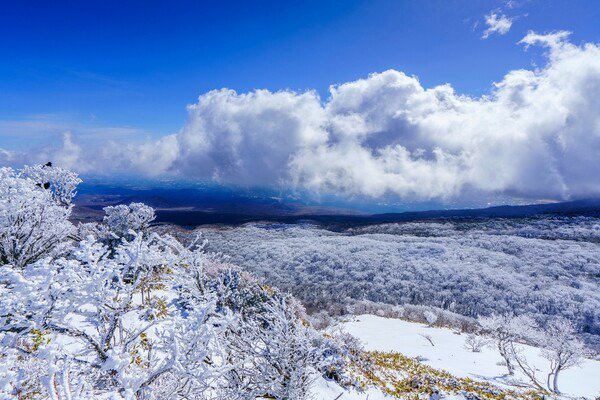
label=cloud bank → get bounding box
[3,32,600,201]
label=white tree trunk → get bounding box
[552,368,561,394]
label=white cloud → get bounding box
[39,131,82,170]
[176,89,328,185]
[0,149,15,165]
[519,30,572,49]
[3,32,600,201]
[482,12,513,39]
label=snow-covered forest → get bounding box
[2,164,599,399]
[199,217,600,350]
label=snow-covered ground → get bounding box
[312,315,600,399]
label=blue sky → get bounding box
[1,1,599,208]
[1,0,598,142]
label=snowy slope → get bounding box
[312,378,387,400]
[313,315,600,399]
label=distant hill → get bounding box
[370,198,600,220]
[71,186,365,224]
[73,188,600,227]
[148,198,600,227]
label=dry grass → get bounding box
[350,351,547,400]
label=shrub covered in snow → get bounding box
[0,165,354,400]
[424,310,438,326]
[103,202,156,244]
[464,333,491,353]
[0,164,80,269]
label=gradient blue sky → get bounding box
[1,0,598,146]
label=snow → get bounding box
[322,314,600,398]
[3,164,598,399]
[312,376,387,400]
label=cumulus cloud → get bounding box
[482,12,513,39]
[177,89,328,185]
[4,32,600,201]
[38,131,83,170]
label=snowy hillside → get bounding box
[312,315,600,399]
[0,165,359,399]
[2,164,598,399]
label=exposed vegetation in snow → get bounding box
[334,315,600,399]
[355,351,542,400]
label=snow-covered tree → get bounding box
[173,251,329,399]
[464,333,491,353]
[540,318,585,394]
[477,313,586,394]
[493,316,587,393]
[478,313,537,376]
[220,295,324,400]
[424,310,438,327]
[0,165,79,269]
[103,202,156,243]
[0,231,225,399]
[21,163,81,206]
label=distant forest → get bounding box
[188,216,600,349]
